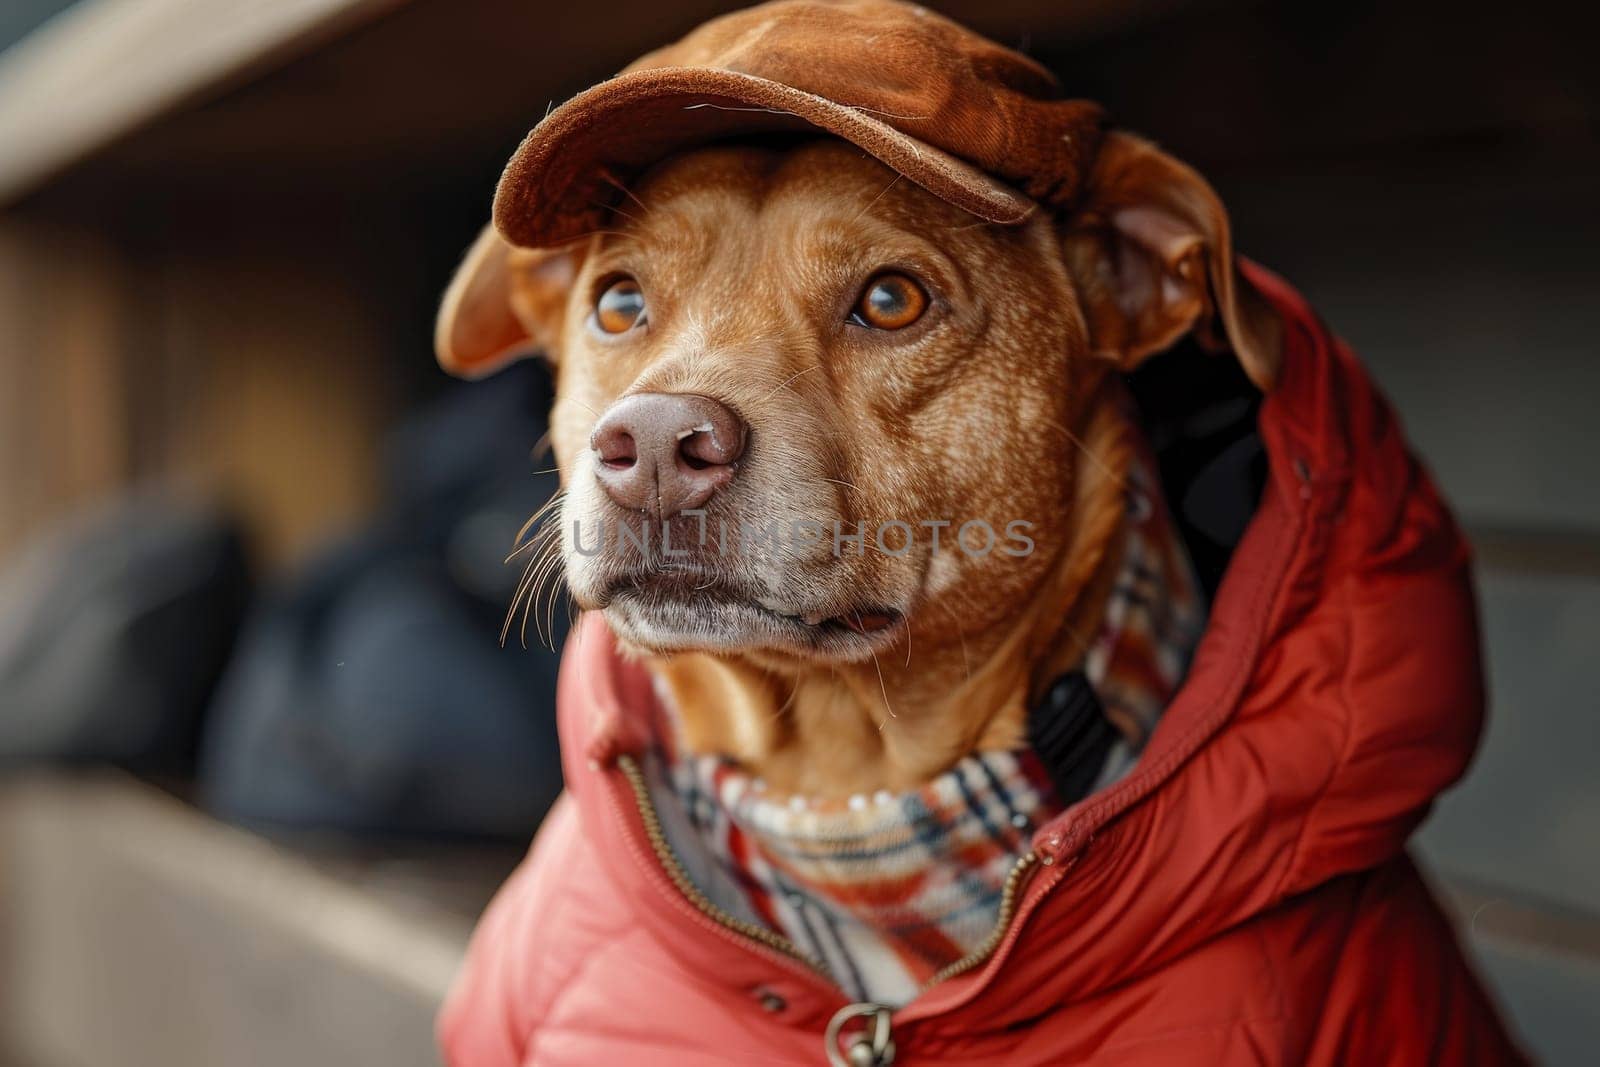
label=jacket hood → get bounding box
[549,261,1485,1034]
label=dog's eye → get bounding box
[594,278,646,334]
[851,273,928,330]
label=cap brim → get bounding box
[493,67,1038,248]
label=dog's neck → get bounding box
[644,379,1139,798]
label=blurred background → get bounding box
[0,0,1595,1064]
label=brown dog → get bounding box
[436,131,1279,800]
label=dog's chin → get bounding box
[598,579,905,663]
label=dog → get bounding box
[438,132,1276,796]
[432,3,1522,1064]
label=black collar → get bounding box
[1027,671,1118,806]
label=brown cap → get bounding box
[494,0,1106,248]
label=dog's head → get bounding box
[438,132,1278,668]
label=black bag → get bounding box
[0,489,250,773]
[199,363,568,839]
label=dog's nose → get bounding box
[590,393,748,517]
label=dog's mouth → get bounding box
[598,568,905,659]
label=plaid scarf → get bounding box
[643,451,1203,1006]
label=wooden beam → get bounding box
[0,773,468,1067]
[0,0,404,204]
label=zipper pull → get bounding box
[825,1003,895,1066]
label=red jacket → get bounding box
[439,266,1527,1065]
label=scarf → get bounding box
[643,450,1204,1006]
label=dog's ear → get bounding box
[1060,131,1281,390]
[435,225,580,378]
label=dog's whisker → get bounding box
[955,610,973,683]
[557,395,603,419]
[597,169,654,219]
[569,229,641,244]
[507,492,567,562]
[520,589,537,649]
[760,364,822,403]
[508,535,551,602]
[589,198,645,227]
[852,173,903,223]
[531,431,553,464]
[503,498,567,644]
[774,681,801,720]
[866,623,897,729]
[509,514,543,559]
[502,554,543,646]
[524,550,556,617]
[516,550,549,597]
[540,561,568,650]
[1049,418,1131,495]
[522,545,565,649]
[528,540,567,643]
[506,538,542,563]
[499,593,524,647]
[506,520,561,563]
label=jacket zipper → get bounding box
[616,754,833,978]
[614,753,1046,996]
[919,850,1041,990]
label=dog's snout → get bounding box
[590,393,747,516]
